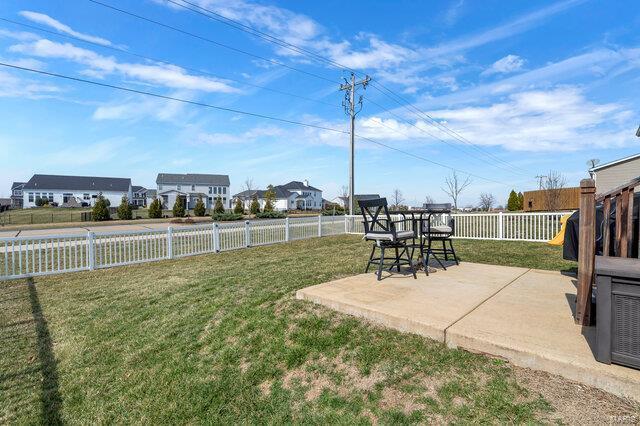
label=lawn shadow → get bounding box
[26,277,63,424]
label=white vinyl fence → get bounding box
[0,212,570,281]
[344,211,573,242]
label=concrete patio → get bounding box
[296,262,640,402]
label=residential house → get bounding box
[10,182,26,209]
[156,173,230,210]
[145,189,157,206]
[233,180,323,212]
[331,194,381,208]
[22,174,132,208]
[0,198,10,212]
[131,186,148,207]
[589,153,640,194]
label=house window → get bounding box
[158,185,163,190]
[191,185,195,191]
[208,187,212,194]
[49,193,54,202]
[177,185,181,191]
[223,187,226,194]
[83,193,90,200]
[28,193,34,202]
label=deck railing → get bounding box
[1,212,570,281]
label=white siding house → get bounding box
[156,173,231,210]
[22,174,132,208]
[233,180,323,212]
[589,153,640,195]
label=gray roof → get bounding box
[146,189,157,197]
[156,173,230,186]
[589,153,640,172]
[280,180,321,192]
[11,182,26,190]
[234,186,293,200]
[23,174,131,192]
[132,185,146,193]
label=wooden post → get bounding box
[626,188,634,258]
[576,178,596,325]
[602,196,611,257]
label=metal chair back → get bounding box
[358,197,396,239]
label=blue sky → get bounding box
[0,0,639,207]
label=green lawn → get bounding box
[1,236,635,423]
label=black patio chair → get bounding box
[358,198,417,281]
[421,208,458,274]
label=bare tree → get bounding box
[390,188,405,208]
[586,159,600,179]
[478,193,496,211]
[243,178,255,192]
[424,195,435,205]
[442,171,472,210]
[541,170,567,211]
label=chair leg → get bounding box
[377,246,385,281]
[394,247,401,272]
[423,239,431,276]
[406,246,416,279]
[448,239,459,265]
[365,244,376,273]
[442,239,448,261]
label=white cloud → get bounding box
[417,47,640,108]
[194,126,285,145]
[427,87,635,152]
[0,70,60,98]
[156,0,585,90]
[19,11,112,46]
[482,54,525,75]
[92,94,190,122]
[9,39,239,93]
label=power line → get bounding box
[364,96,528,176]
[86,0,339,84]
[0,61,509,186]
[0,61,346,133]
[153,0,531,176]
[162,0,352,71]
[367,81,530,174]
[0,17,338,108]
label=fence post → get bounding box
[87,231,95,270]
[167,226,173,259]
[576,178,596,326]
[213,223,221,252]
[318,215,322,237]
[285,217,290,242]
[498,212,504,240]
[245,221,251,247]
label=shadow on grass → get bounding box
[26,277,62,424]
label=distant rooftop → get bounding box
[156,173,230,186]
[23,174,131,192]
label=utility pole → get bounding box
[340,72,371,215]
[535,175,547,190]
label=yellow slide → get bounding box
[548,214,572,246]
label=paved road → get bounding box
[0,221,213,238]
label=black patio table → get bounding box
[388,208,452,273]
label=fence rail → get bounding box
[0,213,570,281]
